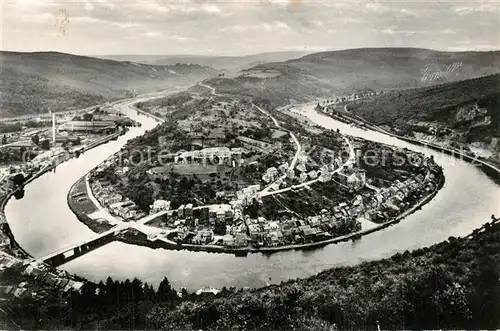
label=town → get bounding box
[69,90,443,253]
[0,106,138,301]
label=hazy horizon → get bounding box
[1,46,499,59]
[2,0,498,56]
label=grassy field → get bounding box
[68,177,97,215]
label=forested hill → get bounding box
[150,219,500,330]
[203,48,500,108]
[349,73,500,143]
[0,51,218,117]
[5,219,499,329]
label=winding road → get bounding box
[197,82,304,198]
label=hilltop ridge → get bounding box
[204,47,500,107]
[348,72,500,163]
[0,51,219,117]
[96,50,309,72]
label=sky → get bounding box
[1,0,499,56]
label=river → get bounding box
[5,100,499,290]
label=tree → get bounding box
[2,135,6,145]
[131,278,144,302]
[31,134,40,146]
[156,277,176,302]
[12,173,25,186]
[247,198,260,219]
[40,139,51,150]
[19,146,26,160]
[13,188,25,199]
[83,113,94,121]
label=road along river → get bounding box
[5,99,500,290]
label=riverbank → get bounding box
[0,163,57,260]
[67,177,114,234]
[0,129,133,261]
[77,130,124,154]
[133,106,164,123]
[115,166,444,256]
[65,102,164,235]
[4,89,499,293]
[333,106,500,184]
[65,99,448,256]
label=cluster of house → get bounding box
[403,120,457,137]
[227,169,437,248]
[260,142,356,192]
[144,160,439,249]
[335,168,367,191]
[172,146,243,166]
[363,168,440,221]
[21,262,84,295]
[0,255,84,300]
[244,214,342,247]
[0,167,16,198]
[91,179,146,221]
[0,224,11,251]
[237,136,277,152]
[150,199,171,214]
[59,109,129,134]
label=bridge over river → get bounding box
[36,210,170,267]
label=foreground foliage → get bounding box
[152,220,500,330]
[3,220,499,330]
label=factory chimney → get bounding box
[51,112,56,145]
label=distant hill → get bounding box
[348,73,500,160]
[202,48,500,108]
[349,73,500,135]
[0,51,218,117]
[97,51,309,72]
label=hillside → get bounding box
[203,48,500,108]
[348,73,500,160]
[154,221,500,330]
[349,73,500,136]
[0,51,218,117]
[5,220,499,329]
[97,51,309,72]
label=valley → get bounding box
[0,47,499,330]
